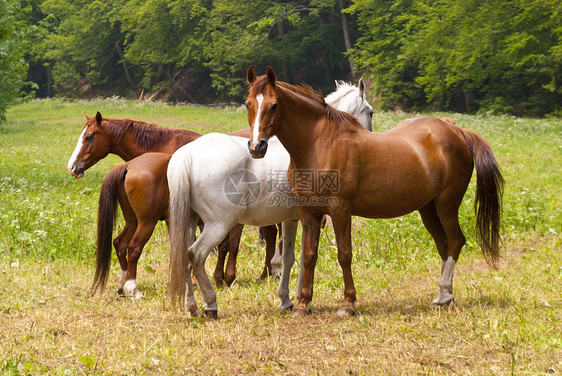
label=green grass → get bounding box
[0,99,561,375]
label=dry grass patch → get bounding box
[1,236,560,375]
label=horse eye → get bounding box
[271,103,278,112]
[245,101,250,109]
[84,134,94,142]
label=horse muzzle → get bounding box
[68,163,85,179]
[248,139,268,159]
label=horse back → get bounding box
[334,117,474,218]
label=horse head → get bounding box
[67,111,112,178]
[246,66,281,159]
[329,78,374,131]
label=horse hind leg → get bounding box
[113,207,137,295]
[122,220,158,298]
[189,223,233,318]
[423,199,466,305]
[419,203,450,304]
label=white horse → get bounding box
[326,79,373,131]
[167,80,373,318]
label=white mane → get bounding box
[325,80,373,131]
[325,81,360,107]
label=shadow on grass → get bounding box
[357,293,519,317]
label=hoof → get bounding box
[336,307,355,317]
[291,307,310,317]
[432,296,455,306]
[213,276,224,287]
[204,309,218,319]
[277,303,293,312]
[117,288,124,296]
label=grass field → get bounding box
[0,98,561,375]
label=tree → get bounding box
[40,0,130,96]
[0,0,35,122]
[350,0,562,116]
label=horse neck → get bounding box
[109,130,146,161]
[274,89,331,168]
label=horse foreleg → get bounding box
[331,208,356,317]
[213,236,230,286]
[224,223,244,286]
[292,209,322,316]
[260,224,279,280]
[277,220,297,310]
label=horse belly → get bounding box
[237,196,299,226]
[351,197,427,219]
[349,166,441,218]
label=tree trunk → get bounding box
[115,40,134,89]
[338,0,355,78]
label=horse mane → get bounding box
[276,80,359,128]
[325,105,358,128]
[250,75,359,129]
[324,82,359,105]
[103,119,189,149]
[276,81,326,105]
[250,75,326,105]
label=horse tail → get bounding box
[167,151,193,308]
[462,129,504,268]
[91,164,128,295]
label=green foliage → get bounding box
[8,0,562,115]
[16,0,357,102]
[39,0,129,96]
[0,0,35,122]
[351,0,562,117]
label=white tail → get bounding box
[167,152,194,308]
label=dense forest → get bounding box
[1,0,561,119]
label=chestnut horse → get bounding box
[68,112,279,296]
[246,66,503,316]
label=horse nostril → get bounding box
[257,140,268,154]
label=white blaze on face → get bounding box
[251,94,264,148]
[67,128,87,174]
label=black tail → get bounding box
[463,129,504,268]
[91,164,128,295]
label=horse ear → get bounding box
[335,80,341,89]
[247,66,256,84]
[358,78,366,96]
[266,66,276,85]
[84,112,92,121]
[95,111,102,126]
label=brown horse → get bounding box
[67,112,200,177]
[69,112,278,296]
[245,66,503,316]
